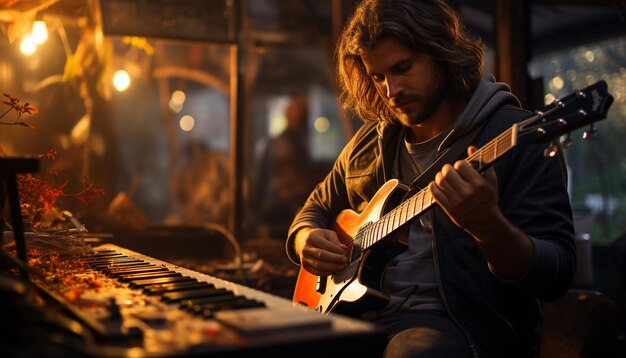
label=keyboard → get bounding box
[27,243,385,357]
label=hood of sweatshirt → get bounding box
[438,75,521,151]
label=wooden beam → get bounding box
[494,0,532,108]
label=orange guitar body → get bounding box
[292,179,407,318]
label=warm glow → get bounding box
[20,34,37,56]
[269,115,287,136]
[544,93,556,105]
[314,116,330,133]
[180,115,195,131]
[169,90,186,113]
[584,50,595,62]
[566,69,577,81]
[550,76,564,92]
[31,21,48,44]
[113,70,131,92]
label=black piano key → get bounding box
[87,257,139,265]
[191,296,245,314]
[180,291,237,310]
[84,255,127,262]
[161,287,237,303]
[201,299,266,318]
[144,282,214,295]
[93,262,151,269]
[120,271,182,282]
[129,276,197,288]
[97,264,153,272]
[102,262,154,269]
[107,267,169,276]
[92,249,117,254]
[84,252,124,259]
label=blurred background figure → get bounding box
[253,96,317,239]
[175,140,230,228]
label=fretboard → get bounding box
[355,124,518,250]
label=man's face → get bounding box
[361,37,447,127]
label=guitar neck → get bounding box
[356,124,518,250]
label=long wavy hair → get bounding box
[336,0,485,123]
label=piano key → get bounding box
[93,262,152,269]
[84,252,125,259]
[119,271,182,282]
[195,298,266,318]
[87,257,140,265]
[144,282,214,295]
[161,287,237,303]
[129,276,197,288]
[191,296,246,313]
[180,291,237,310]
[107,267,169,276]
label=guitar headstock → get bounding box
[516,80,614,151]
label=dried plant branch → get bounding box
[0,93,38,128]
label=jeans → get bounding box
[373,309,473,358]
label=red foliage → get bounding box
[2,93,104,229]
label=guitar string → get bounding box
[357,91,587,251]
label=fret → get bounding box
[419,191,425,212]
[484,143,494,165]
[365,223,374,249]
[502,130,513,153]
[392,208,400,231]
[374,221,384,246]
[424,190,432,207]
[407,196,415,220]
[400,201,408,224]
[366,224,374,247]
[494,135,499,158]
[385,214,393,236]
[380,215,389,238]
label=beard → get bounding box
[390,67,448,127]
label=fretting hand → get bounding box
[429,146,503,240]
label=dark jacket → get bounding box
[286,80,576,357]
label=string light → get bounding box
[31,21,48,45]
[20,34,37,56]
[113,70,131,92]
[180,115,195,131]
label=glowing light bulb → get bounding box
[314,116,330,133]
[31,21,48,44]
[113,70,131,92]
[20,34,37,56]
[180,115,195,131]
[169,90,186,113]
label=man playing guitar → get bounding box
[285,0,590,357]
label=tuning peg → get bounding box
[561,134,574,148]
[582,124,598,140]
[543,141,559,157]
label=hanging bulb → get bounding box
[20,34,36,55]
[31,21,48,44]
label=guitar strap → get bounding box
[408,122,487,192]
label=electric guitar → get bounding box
[292,80,614,318]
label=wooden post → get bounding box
[494,0,532,108]
[229,0,244,241]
